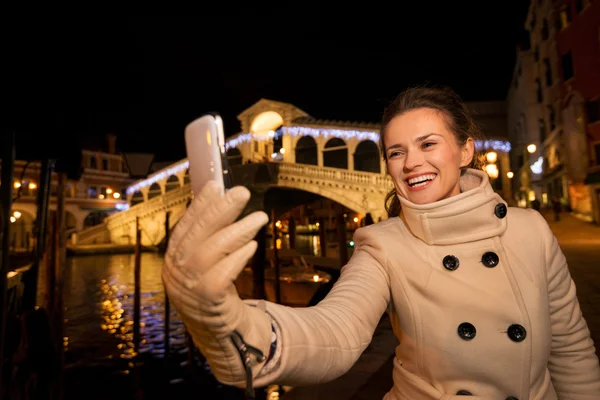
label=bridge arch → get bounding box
[227,147,243,166]
[323,138,348,169]
[131,191,144,206]
[165,175,180,192]
[147,183,162,199]
[354,140,380,173]
[295,136,318,165]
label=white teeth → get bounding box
[407,174,436,186]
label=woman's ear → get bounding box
[460,138,475,168]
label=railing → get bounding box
[103,163,392,228]
[106,184,192,228]
[278,163,393,188]
[70,222,110,245]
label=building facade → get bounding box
[8,137,133,250]
[507,43,543,207]
[554,0,600,222]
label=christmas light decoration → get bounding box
[126,159,189,195]
[127,125,512,195]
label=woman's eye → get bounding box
[388,151,404,158]
[422,142,436,149]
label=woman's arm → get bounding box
[532,210,600,397]
[253,226,391,387]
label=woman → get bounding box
[162,86,600,399]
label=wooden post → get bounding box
[271,209,281,304]
[53,172,67,399]
[0,131,15,392]
[163,211,170,360]
[288,217,296,249]
[336,207,348,267]
[318,217,327,257]
[134,217,141,355]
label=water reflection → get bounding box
[63,253,187,375]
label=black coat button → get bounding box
[443,255,460,271]
[481,252,499,268]
[456,389,473,395]
[494,203,507,218]
[507,324,527,342]
[457,322,476,341]
[506,397,519,400]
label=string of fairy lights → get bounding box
[126,126,512,196]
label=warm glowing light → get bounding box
[315,222,320,227]
[13,182,21,188]
[113,192,121,199]
[28,182,36,189]
[507,171,514,179]
[527,144,537,154]
[313,275,319,282]
[10,216,16,223]
[7,271,17,279]
[276,238,282,249]
[353,217,359,223]
[99,194,105,199]
[106,188,113,194]
[279,148,286,154]
[251,111,284,135]
[13,211,21,219]
[486,151,498,164]
[528,191,536,201]
[530,157,543,174]
[275,221,281,228]
[485,164,499,179]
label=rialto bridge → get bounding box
[71,99,512,247]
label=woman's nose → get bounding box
[403,150,424,171]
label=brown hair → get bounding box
[379,85,486,218]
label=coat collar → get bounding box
[398,168,508,245]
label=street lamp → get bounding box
[485,163,499,179]
[507,171,514,179]
[486,151,498,164]
[527,144,536,154]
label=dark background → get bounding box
[4,6,530,164]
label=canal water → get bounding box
[62,236,318,399]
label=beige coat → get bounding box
[252,169,600,399]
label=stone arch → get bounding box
[295,136,318,165]
[276,182,366,216]
[8,208,35,250]
[65,210,77,230]
[165,175,180,192]
[250,111,284,136]
[323,138,348,169]
[84,210,109,228]
[354,140,380,173]
[148,183,162,200]
[227,147,243,166]
[131,191,144,206]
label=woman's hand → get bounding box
[161,180,273,389]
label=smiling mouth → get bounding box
[406,174,437,188]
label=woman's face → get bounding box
[384,108,474,205]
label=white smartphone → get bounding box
[184,113,232,197]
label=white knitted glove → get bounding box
[162,180,273,396]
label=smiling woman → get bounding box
[163,84,600,400]
[379,86,486,216]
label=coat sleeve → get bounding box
[252,225,391,387]
[533,210,600,397]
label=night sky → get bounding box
[6,6,530,167]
